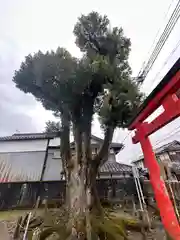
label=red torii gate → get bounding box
[128,58,180,239]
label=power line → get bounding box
[153,125,180,147]
[121,1,180,148]
[144,2,180,73]
[149,39,180,87]
[138,0,175,75]
[139,2,180,82]
[128,42,180,152]
[139,1,180,81]
[136,0,180,84]
[121,131,131,145]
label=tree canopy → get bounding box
[13,12,142,133]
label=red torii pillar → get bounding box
[128,59,180,239]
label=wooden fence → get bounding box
[0,178,138,210]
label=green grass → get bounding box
[0,209,44,221]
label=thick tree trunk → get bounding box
[66,119,97,239]
[68,166,96,239]
[60,111,71,207]
[67,124,86,238]
[67,162,100,239]
[66,120,115,239]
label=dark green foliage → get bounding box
[26,209,130,240]
[74,11,143,128]
[38,227,61,240]
[13,12,142,131]
[13,48,78,113]
[45,121,61,133]
[91,214,128,239]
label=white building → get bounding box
[132,140,180,180]
[0,132,132,182]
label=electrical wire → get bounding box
[137,0,180,83]
[138,0,175,76]
[121,131,131,145]
[153,125,180,147]
[143,40,180,146]
[140,5,180,82]
[140,1,180,77]
[142,2,180,76]
[120,1,180,149]
[148,39,180,88]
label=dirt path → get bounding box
[0,221,11,240]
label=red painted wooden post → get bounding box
[136,123,180,239]
[128,59,180,238]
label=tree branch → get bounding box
[73,123,82,166]
[93,125,114,171]
[60,111,71,179]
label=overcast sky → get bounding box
[0,0,180,163]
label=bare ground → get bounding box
[0,209,167,239]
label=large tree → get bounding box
[13,12,142,239]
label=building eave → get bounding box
[0,132,60,141]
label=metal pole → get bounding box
[134,166,151,227]
[23,212,32,240]
[132,166,143,211]
[134,167,146,205]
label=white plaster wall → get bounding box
[43,149,63,181]
[108,152,116,162]
[49,137,61,147]
[48,137,102,148]
[0,140,48,153]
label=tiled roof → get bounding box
[133,140,180,163]
[0,132,122,154]
[0,132,122,147]
[155,140,180,154]
[0,132,59,141]
[99,161,132,174]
